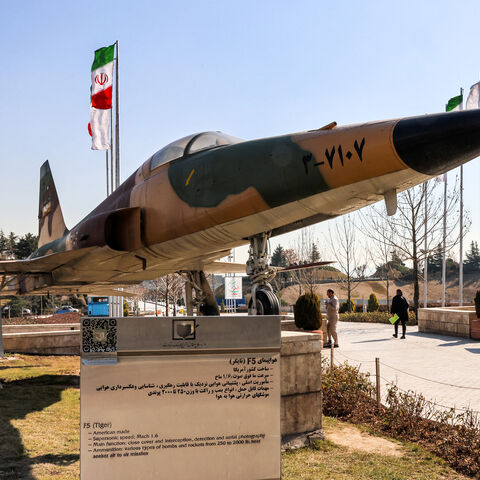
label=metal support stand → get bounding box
[246,232,278,315]
[182,271,219,316]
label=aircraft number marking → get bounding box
[302,137,365,174]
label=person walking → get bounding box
[391,289,409,339]
[325,288,339,348]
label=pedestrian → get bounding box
[325,288,339,348]
[391,289,409,339]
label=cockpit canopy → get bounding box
[150,132,244,171]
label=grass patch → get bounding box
[0,355,79,480]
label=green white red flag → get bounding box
[445,94,463,112]
[89,44,114,150]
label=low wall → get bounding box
[3,329,80,354]
[281,314,328,340]
[281,330,322,442]
[418,307,477,338]
[3,323,79,334]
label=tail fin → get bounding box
[38,160,68,248]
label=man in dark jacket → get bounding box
[391,289,409,339]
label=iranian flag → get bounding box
[89,44,114,150]
[446,94,463,112]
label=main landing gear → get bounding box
[182,270,220,316]
[246,233,280,315]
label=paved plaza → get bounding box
[332,322,480,414]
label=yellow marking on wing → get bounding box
[185,169,195,186]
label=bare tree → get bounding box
[360,178,469,314]
[366,220,398,309]
[326,215,365,311]
[146,279,163,316]
[289,227,323,295]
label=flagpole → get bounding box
[442,174,447,307]
[105,151,109,196]
[424,181,428,307]
[110,96,114,193]
[115,40,120,189]
[459,87,464,306]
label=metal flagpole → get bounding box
[115,40,120,189]
[108,40,123,317]
[459,165,464,305]
[110,97,114,193]
[105,150,109,196]
[441,175,447,307]
[424,181,428,308]
[459,87,464,306]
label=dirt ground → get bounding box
[325,422,403,457]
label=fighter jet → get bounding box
[1,110,480,315]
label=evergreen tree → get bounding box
[0,230,8,257]
[270,245,286,267]
[6,232,17,258]
[465,241,480,273]
[13,233,38,259]
[367,293,379,312]
[310,242,320,262]
[427,244,443,274]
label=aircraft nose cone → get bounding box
[392,110,480,175]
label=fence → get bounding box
[326,346,480,417]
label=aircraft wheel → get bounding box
[249,289,280,315]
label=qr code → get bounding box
[82,318,117,353]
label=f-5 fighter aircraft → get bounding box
[1,110,480,315]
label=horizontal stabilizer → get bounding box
[0,249,90,275]
[203,261,247,274]
[276,260,335,273]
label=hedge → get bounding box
[339,311,417,325]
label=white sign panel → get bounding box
[80,316,280,480]
[225,277,242,300]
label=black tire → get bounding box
[248,289,280,315]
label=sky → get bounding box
[1,0,479,266]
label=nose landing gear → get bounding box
[246,233,280,315]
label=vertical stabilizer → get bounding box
[38,161,68,248]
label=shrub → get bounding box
[340,311,417,325]
[322,360,375,417]
[294,292,322,330]
[475,290,480,319]
[367,293,379,312]
[123,300,129,317]
[339,299,355,313]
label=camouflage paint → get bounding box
[3,110,480,295]
[167,136,329,208]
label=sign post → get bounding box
[80,316,281,479]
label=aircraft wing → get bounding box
[0,249,91,275]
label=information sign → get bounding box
[81,316,281,479]
[224,277,242,300]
